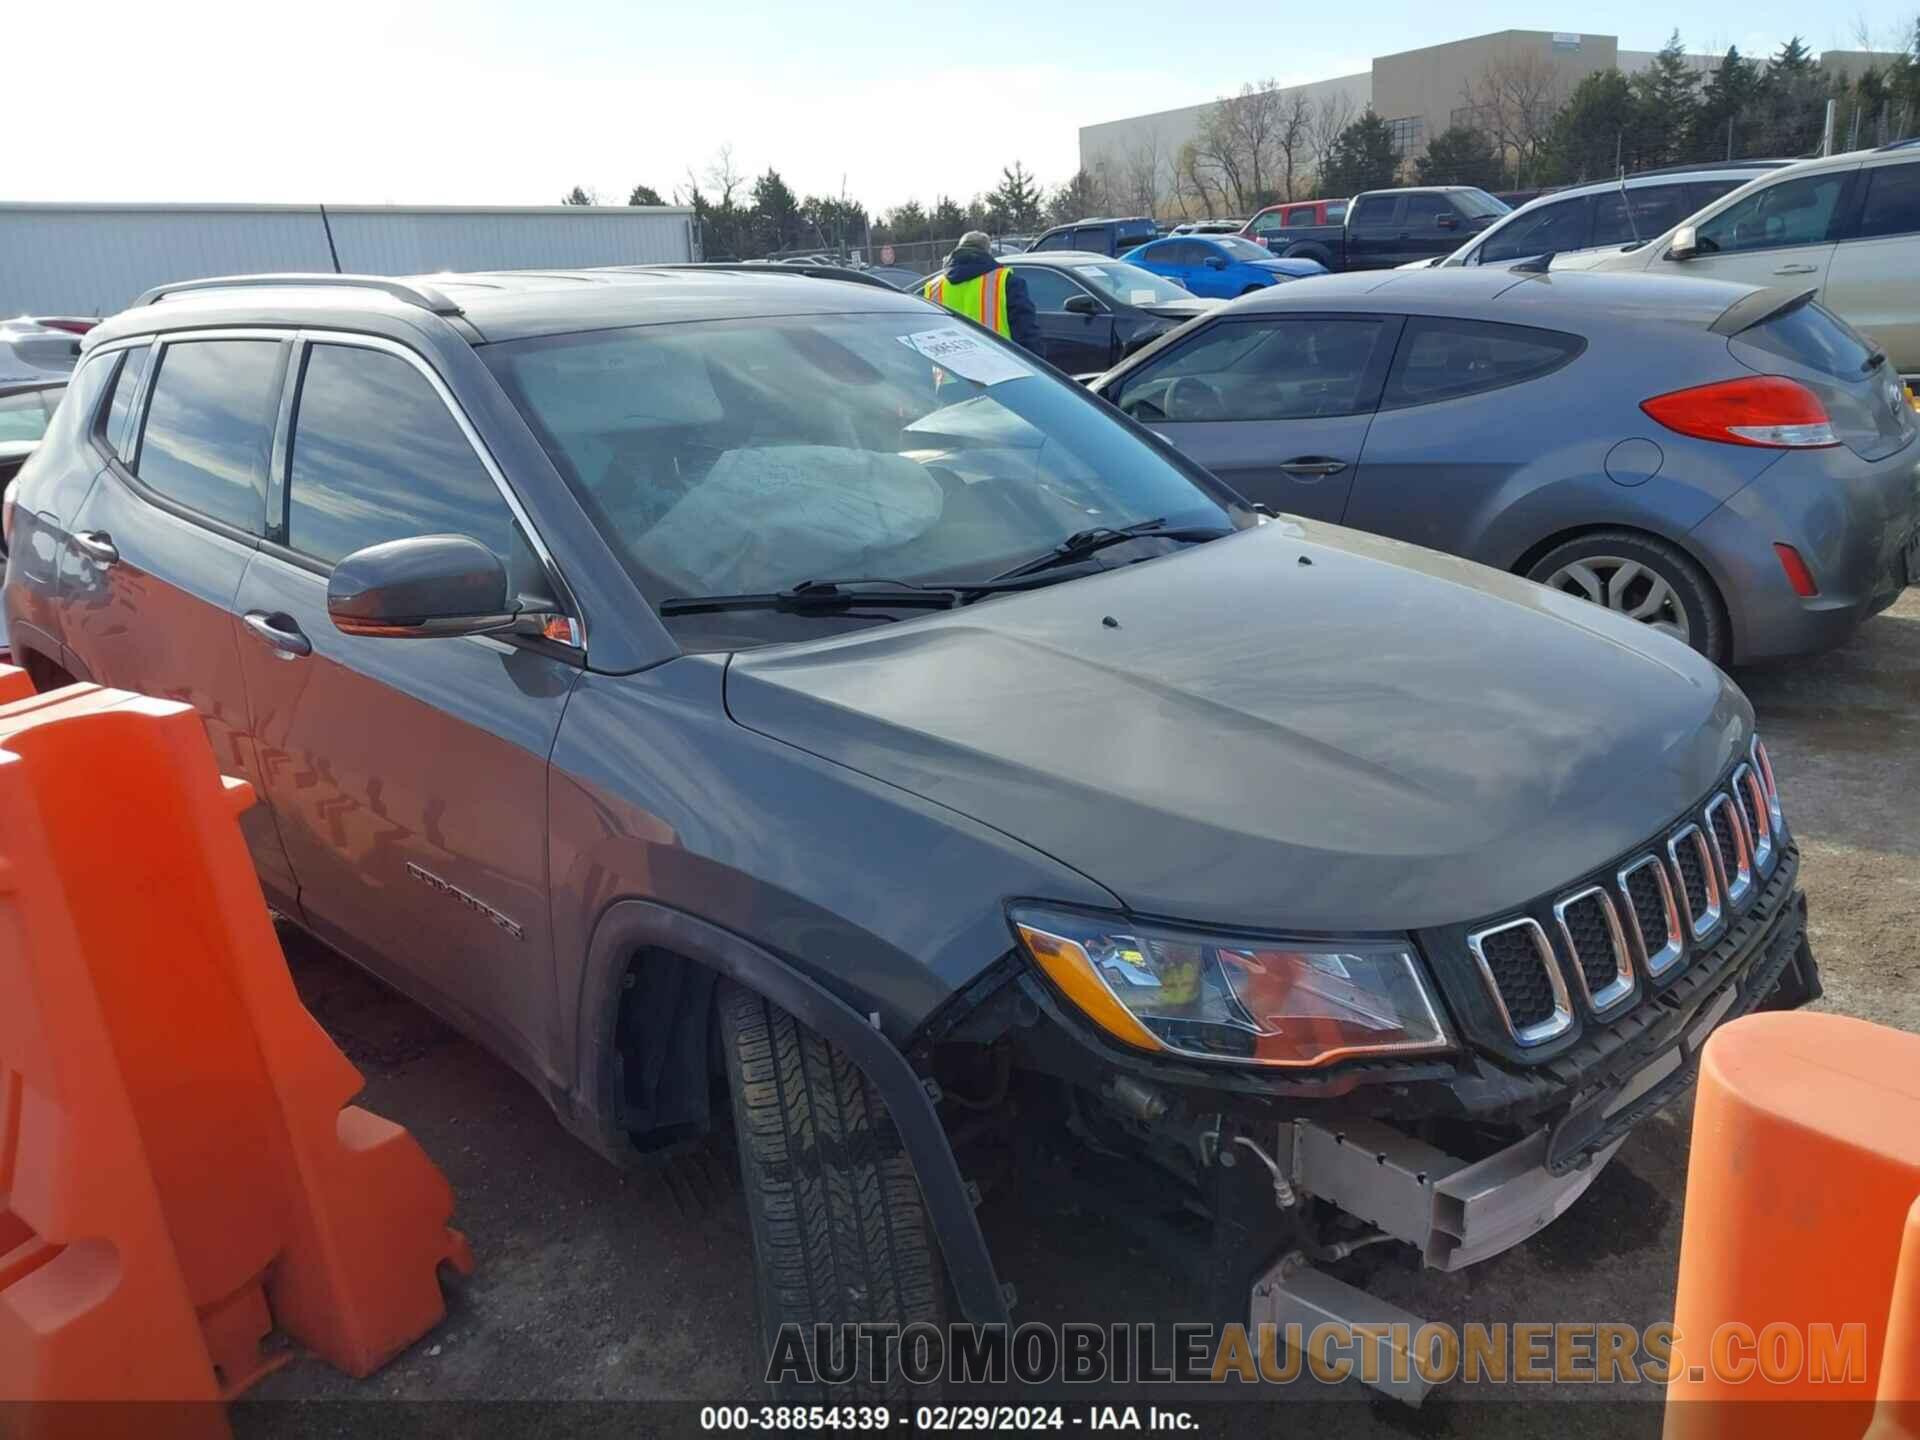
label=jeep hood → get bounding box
[724,522,1751,932]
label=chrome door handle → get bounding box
[1279,457,1348,478]
[242,610,312,659]
[71,530,118,565]
[1772,263,1818,275]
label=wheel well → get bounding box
[609,945,724,1156]
[1510,522,1730,632]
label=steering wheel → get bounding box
[1165,375,1228,422]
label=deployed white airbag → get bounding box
[635,445,944,592]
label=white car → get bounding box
[1566,141,1920,383]
[1404,162,1789,271]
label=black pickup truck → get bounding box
[1264,185,1508,271]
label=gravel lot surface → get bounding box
[243,593,1920,1437]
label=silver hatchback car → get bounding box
[1093,267,1919,664]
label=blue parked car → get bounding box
[1122,234,1326,298]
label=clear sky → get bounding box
[12,0,1902,214]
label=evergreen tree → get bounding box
[1046,170,1106,226]
[627,184,665,206]
[1630,31,1702,167]
[750,168,802,253]
[561,186,595,206]
[1415,126,1502,188]
[1541,70,1639,182]
[1754,37,1829,156]
[930,197,969,238]
[1693,47,1763,160]
[1322,111,1399,195]
[985,163,1045,233]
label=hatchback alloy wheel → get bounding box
[1542,555,1690,644]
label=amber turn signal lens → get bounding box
[1015,923,1167,1054]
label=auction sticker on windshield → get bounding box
[899,329,1033,386]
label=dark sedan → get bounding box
[926,251,1219,372]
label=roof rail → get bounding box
[136,274,464,315]
[616,262,904,292]
[1876,135,1920,151]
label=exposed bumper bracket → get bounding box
[1288,1117,1626,1272]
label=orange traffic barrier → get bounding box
[0,663,31,703]
[1665,1011,1920,1440]
[0,685,471,1416]
[1864,1197,1920,1440]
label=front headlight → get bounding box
[1010,905,1451,1068]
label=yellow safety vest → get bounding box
[922,267,1012,338]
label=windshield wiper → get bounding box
[987,517,1232,582]
[657,577,967,617]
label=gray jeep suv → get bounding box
[1,269,1819,1400]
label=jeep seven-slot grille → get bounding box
[1623,865,1670,957]
[1674,834,1712,918]
[1462,744,1782,1049]
[1475,926,1558,1029]
[1559,893,1619,995]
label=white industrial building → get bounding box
[0,203,700,317]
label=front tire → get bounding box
[718,978,946,1403]
[1526,529,1728,663]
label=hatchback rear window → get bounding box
[1383,318,1585,408]
[1739,297,1878,380]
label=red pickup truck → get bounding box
[1242,198,1348,249]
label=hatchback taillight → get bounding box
[1641,376,1838,449]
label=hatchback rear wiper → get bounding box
[988,517,1232,582]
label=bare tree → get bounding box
[1275,90,1314,202]
[1195,79,1295,212]
[706,143,745,210]
[1121,137,1164,217]
[1460,53,1563,186]
[1175,140,1226,219]
[1307,91,1358,194]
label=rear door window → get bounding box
[1382,318,1584,408]
[99,343,152,459]
[1591,185,1690,247]
[1479,197,1591,263]
[1853,161,1920,240]
[1348,195,1399,228]
[285,343,513,567]
[1073,226,1111,253]
[1694,171,1848,254]
[133,339,283,533]
[1112,317,1392,422]
[1032,230,1070,251]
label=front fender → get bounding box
[575,899,1012,1326]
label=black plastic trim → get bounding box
[576,900,1011,1326]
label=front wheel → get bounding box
[1526,530,1727,663]
[718,978,946,1403]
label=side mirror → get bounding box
[1668,225,1700,261]
[1204,255,1229,269]
[1063,293,1100,316]
[327,534,536,640]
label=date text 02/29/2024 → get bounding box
[699,1407,1198,1431]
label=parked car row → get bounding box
[0,265,1832,1406]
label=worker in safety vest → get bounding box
[921,231,1041,354]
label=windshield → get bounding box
[1212,236,1275,262]
[485,313,1243,645]
[1067,261,1192,307]
[1453,189,1512,218]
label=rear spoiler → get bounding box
[1710,286,1819,338]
